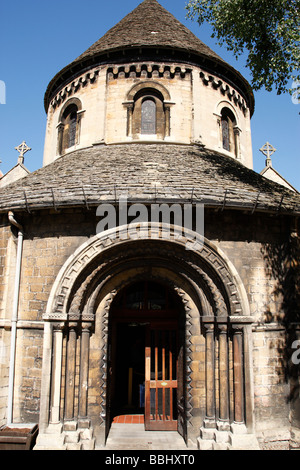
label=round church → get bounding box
[0,0,299,451]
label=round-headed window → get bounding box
[141,99,156,135]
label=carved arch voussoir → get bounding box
[45,224,249,320]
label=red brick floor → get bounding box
[113,414,145,424]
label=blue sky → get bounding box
[0,0,299,190]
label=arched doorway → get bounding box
[38,226,255,449]
[107,280,186,435]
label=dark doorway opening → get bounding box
[107,280,186,437]
[113,322,146,417]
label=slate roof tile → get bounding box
[0,144,299,215]
[44,0,253,113]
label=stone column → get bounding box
[38,322,54,433]
[217,324,230,429]
[164,105,171,137]
[56,122,64,155]
[64,323,78,424]
[204,323,215,426]
[78,322,92,427]
[50,323,64,424]
[123,101,134,136]
[76,110,85,146]
[232,325,244,424]
[233,127,241,160]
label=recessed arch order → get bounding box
[44,223,250,320]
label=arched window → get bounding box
[141,99,156,134]
[133,90,164,138]
[125,81,172,140]
[66,107,77,148]
[220,108,239,157]
[62,104,78,151]
[221,116,230,151]
[57,100,83,156]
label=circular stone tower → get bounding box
[43,0,254,169]
[0,0,299,451]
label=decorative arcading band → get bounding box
[49,65,247,114]
[50,69,100,110]
[199,71,247,114]
[107,63,191,80]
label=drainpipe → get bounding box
[7,211,24,425]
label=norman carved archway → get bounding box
[39,225,255,448]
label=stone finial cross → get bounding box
[259,141,276,167]
[15,141,31,164]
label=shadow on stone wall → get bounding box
[261,220,300,430]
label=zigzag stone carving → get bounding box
[47,225,246,319]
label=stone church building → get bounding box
[0,0,299,450]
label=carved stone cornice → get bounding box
[229,316,254,324]
[50,69,101,110]
[107,63,192,81]
[199,71,247,114]
[43,311,95,323]
[44,312,68,322]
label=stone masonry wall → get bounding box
[252,326,290,441]
[0,209,95,423]
[43,63,253,169]
[0,208,297,435]
[206,210,296,440]
[0,219,12,425]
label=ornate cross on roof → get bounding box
[15,141,31,164]
[259,142,276,167]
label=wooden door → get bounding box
[145,325,178,430]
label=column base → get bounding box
[230,422,247,434]
[198,420,260,451]
[229,422,260,450]
[63,420,78,432]
[217,419,231,431]
[202,417,216,429]
[78,418,91,429]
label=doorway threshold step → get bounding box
[113,415,144,424]
[104,423,189,450]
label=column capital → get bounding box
[56,121,64,130]
[122,100,134,109]
[52,322,66,332]
[203,323,215,333]
[81,321,93,332]
[68,321,79,331]
[218,323,228,333]
[231,323,244,333]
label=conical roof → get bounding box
[75,0,224,65]
[44,0,254,112]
